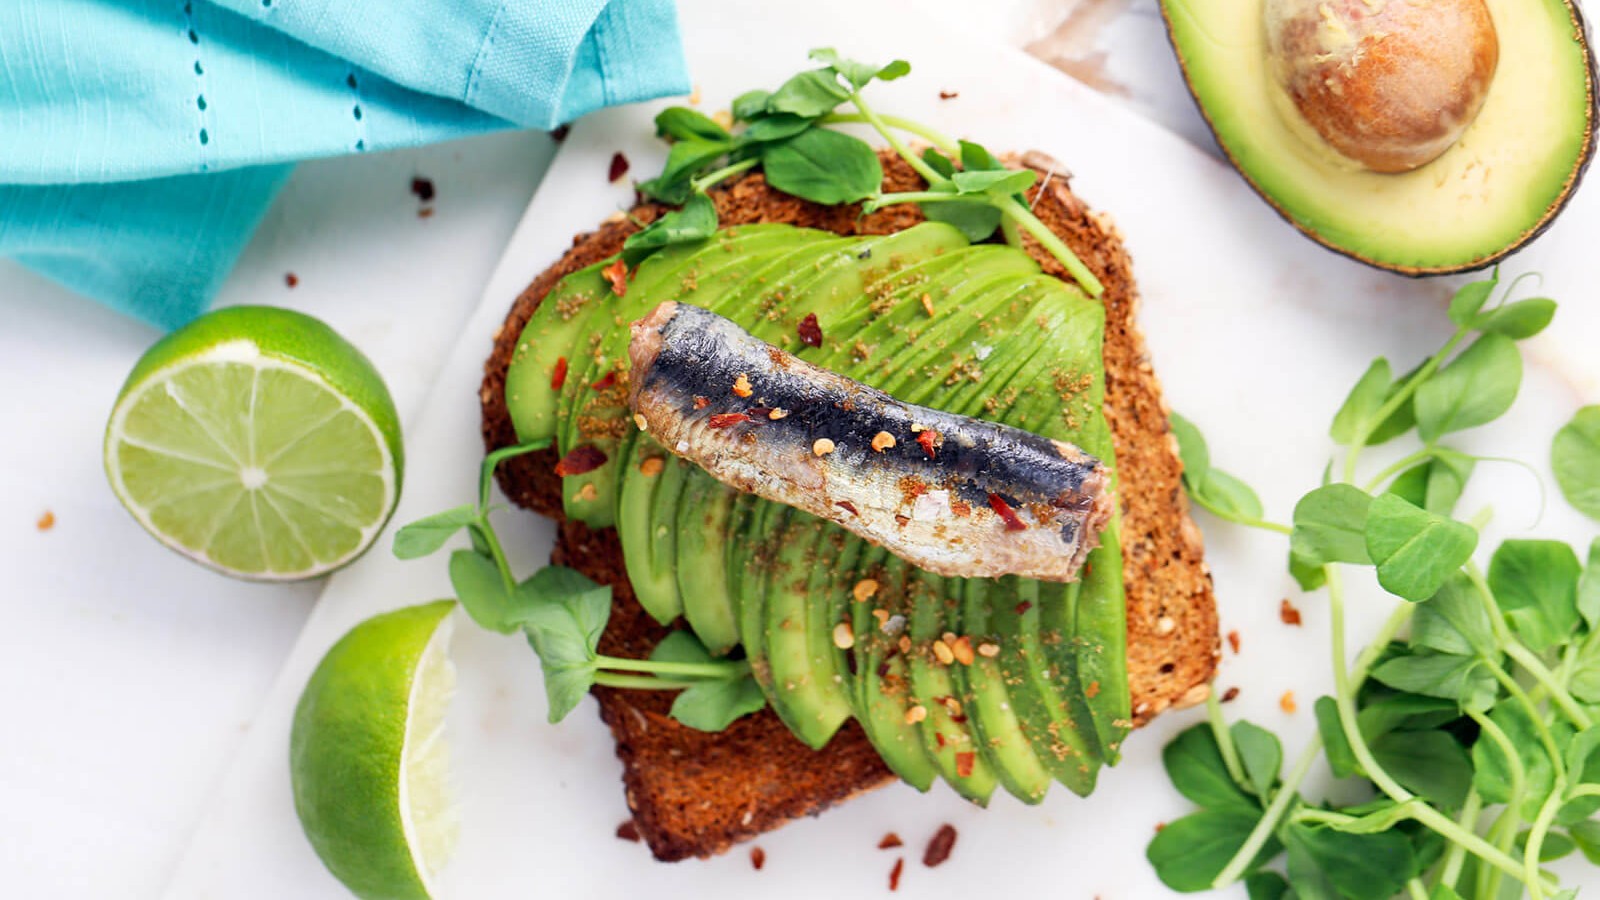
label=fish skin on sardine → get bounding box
[626,301,1114,583]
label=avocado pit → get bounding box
[1264,0,1499,173]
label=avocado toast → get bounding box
[478,149,1218,860]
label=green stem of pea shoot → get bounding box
[476,440,554,592]
[1341,329,1469,483]
[1434,790,1483,891]
[1326,566,1548,889]
[1211,601,1414,888]
[1524,783,1566,900]
[1206,690,1248,789]
[693,158,760,193]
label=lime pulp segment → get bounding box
[106,339,397,579]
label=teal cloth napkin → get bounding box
[0,0,688,329]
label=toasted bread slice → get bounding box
[480,151,1218,861]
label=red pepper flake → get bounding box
[915,429,940,459]
[1222,686,1241,703]
[693,395,710,409]
[554,445,607,477]
[615,820,640,842]
[602,258,629,296]
[987,493,1027,531]
[836,500,859,516]
[889,858,905,891]
[284,272,299,288]
[1015,600,1032,615]
[953,753,975,779]
[591,370,617,391]
[934,732,946,748]
[36,510,55,532]
[1086,680,1101,698]
[1154,822,1167,833]
[748,406,774,419]
[410,176,435,202]
[608,152,630,183]
[797,312,823,348]
[1280,599,1303,626]
[708,412,751,429]
[1226,630,1241,654]
[550,357,568,391]
[878,832,903,850]
[938,90,959,100]
[550,124,570,142]
[923,824,958,867]
[749,846,766,870]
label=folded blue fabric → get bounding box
[0,0,689,329]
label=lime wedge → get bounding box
[291,600,459,900]
[104,306,402,580]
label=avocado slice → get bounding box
[674,472,741,654]
[953,577,1056,804]
[848,546,938,791]
[903,569,998,805]
[756,510,855,748]
[1161,0,1596,272]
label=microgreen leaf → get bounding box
[1316,695,1362,779]
[958,139,1004,173]
[1414,334,1523,442]
[1553,406,1600,522]
[637,138,734,205]
[1169,412,1212,486]
[649,629,716,665]
[1572,821,1600,864]
[1558,727,1600,824]
[765,68,851,117]
[653,107,731,143]
[1364,494,1478,603]
[1292,484,1373,569]
[1578,538,1600,631]
[742,113,813,143]
[1371,651,1496,712]
[506,564,605,628]
[1447,275,1498,326]
[1162,724,1257,813]
[1283,822,1417,900]
[949,167,1037,196]
[920,198,1003,242]
[1358,691,1460,738]
[761,128,883,204]
[1201,470,1267,521]
[1410,572,1496,657]
[1330,358,1394,446]
[392,504,477,559]
[1231,721,1282,799]
[1147,810,1276,893]
[622,191,719,265]
[1244,871,1289,900]
[1489,539,1582,651]
[807,48,910,90]
[1516,828,1577,862]
[449,548,514,633]
[1472,701,1562,818]
[1475,297,1557,339]
[1370,729,1473,810]
[921,148,956,178]
[517,567,613,723]
[730,90,771,122]
[669,675,768,731]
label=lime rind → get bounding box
[105,338,398,580]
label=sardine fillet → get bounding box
[627,301,1114,582]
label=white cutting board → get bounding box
[164,0,1600,896]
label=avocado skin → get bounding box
[1158,0,1597,274]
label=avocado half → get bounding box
[1160,0,1598,274]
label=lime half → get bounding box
[291,600,459,900]
[104,305,403,580]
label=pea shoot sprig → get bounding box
[392,442,765,732]
[620,49,1104,296]
[1152,270,1600,899]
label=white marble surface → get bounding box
[2,0,1598,897]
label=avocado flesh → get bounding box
[506,222,1126,803]
[1161,0,1595,272]
[559,228,823,524]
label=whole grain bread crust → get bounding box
[480,151,1218,861]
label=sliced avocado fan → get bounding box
[503,222,1128,805]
